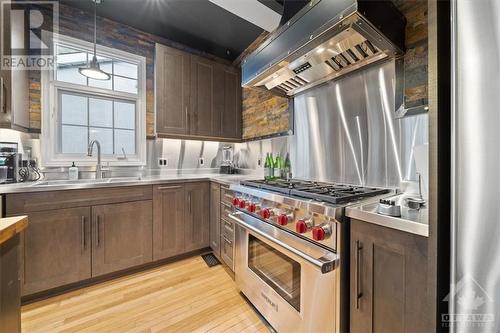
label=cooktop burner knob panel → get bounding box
[312,224,331,241]
[296,218,313,233]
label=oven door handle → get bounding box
[229,212,338,274]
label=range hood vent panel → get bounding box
[242,0,406,96]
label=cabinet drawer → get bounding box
[221,218,234,240]
[221,236,234,271]
[220,186,234,205]
[220,202,234,220]
[6,186,153,214]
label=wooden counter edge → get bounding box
[0,215,28,245]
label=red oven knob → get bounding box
[312,227,325,240]
[260,208,271,219]
[247,203,257,213]
[312,224,331,241]
[232,198,240,206]
[277,214,289,226]
[296,220,309,233]
[238,200,247,209]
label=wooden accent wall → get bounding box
[235,32,292,141]
[242,88,289,140]
[237,0,428,141]
[394,0,429,109]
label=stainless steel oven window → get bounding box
[247,234,301,311]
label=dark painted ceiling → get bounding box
[60,0,282,61]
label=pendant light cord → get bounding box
[93,0,97,57]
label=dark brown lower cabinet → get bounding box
[185,183,210,252]
[153,184,186,260]
[209,183,221,257]
[350,219,429,333]
[92,200,153,277]
[0,234,21,333]
[21,207,91,296]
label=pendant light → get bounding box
[79,0,110,80]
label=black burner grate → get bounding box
[241,179,390,204]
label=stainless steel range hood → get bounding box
[242,0,406,96]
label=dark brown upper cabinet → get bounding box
[155,45,191,136]
[155,44,242,142]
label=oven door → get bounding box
[230,212,339,333]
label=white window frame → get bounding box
[41,34,147,167]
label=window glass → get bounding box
[61,125,87,154]
[114,101,135,129]
[56,46,87,85]
[114,76,138,94]
[114,129,136,155]
[61,94,87,126]
[89,127,113,154]
[89,98,113,128]
[114,61,138,79]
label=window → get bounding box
[41,34,146,167]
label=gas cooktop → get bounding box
[240,179,390,204]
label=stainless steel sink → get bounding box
[30,177,142,187]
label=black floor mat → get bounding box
[201,253,221,267]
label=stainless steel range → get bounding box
[229,179,390,333]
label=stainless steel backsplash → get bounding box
[289,60,428,188]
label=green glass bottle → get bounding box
[273,153,282,180]
[264,153,271,180]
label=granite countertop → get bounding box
[346,194,429,237]
[0,173,254,194]
[0,216,28,245]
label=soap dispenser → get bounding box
[69,162,79,180]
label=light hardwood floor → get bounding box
[21,256,269,333]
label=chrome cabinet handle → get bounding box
[0,77,5,114]
[223,236,232,246]
[81,216,85,251]
[96,215,101,247]
[356,240,363,309]
[188,192,192,213]
[157,185,182,191]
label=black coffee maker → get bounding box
[0,142,21,183]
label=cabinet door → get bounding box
[92,200,152,277]
[0,234,20,333]
[209,183,221,257]
[350,224,373,333]
[0,0,12,124]
[350,219,429,333]
[21,207,91,296]
[156,44,190,136]
[190,55,214,137]
[153,184,185,260]
[185,182,210,252]
[220,67,242,140]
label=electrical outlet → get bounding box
[257,157,262,167]
[199,157,204,166]
[158,158,168,167]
